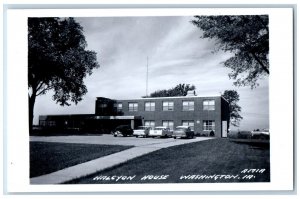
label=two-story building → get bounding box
[39,93,230,137]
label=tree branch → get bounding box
[250,52,269,74]
[36,85,52,96]
[241,39,269,75]
[36,81,44,92]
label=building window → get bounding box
[145,102,155,111]
[163,101,174,111]
[117,103,122,112]
[203,120,215,131]
[128,102,138,111]
[182,120,195,131]
[203,100,215,110]
[99,103,108,108]
[162,120,174,130]
[145,120,155,128]
[48,121,56,127]
[40,120,47,126]
[182,101,194,111]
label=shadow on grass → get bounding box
[65,138,270,184]
[30,142,133,178]
[229,139,270,150]
[30,129,105,137]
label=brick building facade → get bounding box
[39,95,230,137]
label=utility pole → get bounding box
[146,56,149,97]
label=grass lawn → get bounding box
[67,138,270,184]
[30,142,133,178]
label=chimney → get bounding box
[186,90,197,96]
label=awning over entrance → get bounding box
[90,116,142,120]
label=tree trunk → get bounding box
[29,92,36,134]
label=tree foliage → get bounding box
[28,17,100,131]
[144,84,196,98]
[192,15,269,88]
[222,90,243,127]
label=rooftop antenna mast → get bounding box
[146,56,149,97]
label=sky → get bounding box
[33,16,269,131]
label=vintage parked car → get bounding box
[172,126,194,139]
[251,129,270,139]
[113,125,134,137]
[149,126,172,138]
[133,126,151,138]
[149,127,155,136]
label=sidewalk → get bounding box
[30,137,212,184]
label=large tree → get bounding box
[192,15,269,88]
[28,17,99,131]
[144,83,196,98]
[222,90,243,127]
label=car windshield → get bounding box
[175,127,187,131]
[137,126,147,130]
[155,127,165,130]
[116,125,127,129]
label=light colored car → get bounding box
[172,126,194,139]
[149,126,172,138]
[149,127,155,136]
[251,129,270,139]
[133,126,151,138]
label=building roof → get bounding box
[102,95,224,101]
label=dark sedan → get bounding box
[113,125,134,137]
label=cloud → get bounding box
[33,16,269,131]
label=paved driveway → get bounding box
[30,134,213,147]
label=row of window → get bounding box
[117,100,215,112]
[40,119,215,131]
[40,120,56,127]
[144,120,215,131]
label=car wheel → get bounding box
[174,137,176,139]
[135,136,138,138]
[113,134,117,137]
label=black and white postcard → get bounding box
[4,6,294,194]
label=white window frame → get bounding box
[182,120,195,131]
[117,103,122,112]
[182,101,194,111]
[162,120,174,130]
[203,100,215,111]
[203,120,215,131]
[162,101,174,111]
[128,102,138,111]
[144,120,155,128]
[145,102,155,111]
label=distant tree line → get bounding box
[143,83,196,98]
